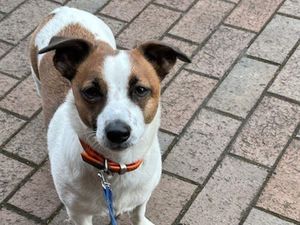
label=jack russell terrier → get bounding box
[29,6,190,225]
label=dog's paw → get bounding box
[138,218,154,225]
[63,217,73,224]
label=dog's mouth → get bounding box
[104,141,133,151]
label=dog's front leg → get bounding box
[66,209,93,225]
[69,214,93,225]
[130,201,154,225]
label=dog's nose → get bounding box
[105,120,131,144]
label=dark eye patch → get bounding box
[81,80,103,103]
[134,86,151,97]
[129,76,151,100]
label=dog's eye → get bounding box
[81,86,102,102]
[134,86,150,97]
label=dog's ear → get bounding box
[137,41,191,80]
[38,36,93,80]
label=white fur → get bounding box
[37,7,162,225]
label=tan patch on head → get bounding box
[57,23,96,43]
[71,42,117,128]
[130,49,161,124]
[38,22,116,126]
[30,14,54,80]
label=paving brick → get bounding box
[231,96,300,167]
[0,74,18,98]
[279,0,300,17]
[67,0,108,13]
[207,58,277,118]
[161,36,197,88]
[0,0,25,13]
[52,0,67,4]
[0,110,25,146]
[181,156,268,225]
[161,70,217,134]
[169,0,234,43]
[0,36,31,78]
[0,208,37,225]
[9,161,60,220]
[257,139,300,222]
[247,15,300,64]
[158,131,175,155]
[187,26,254,78]
[0,0,59,44]
[154,0,194,11]
[97,15,126,36]
[161,36,197,59]
[269,45,300,102]
[0,76,41,118]
[49,208,73,225]
[101,0,151,22]
[0,154,32,202]
[225,0,283,32]
[244,208,296,225]
[4,113,47,164]
[164,109,241,183]
[0,41,12,58]
[147,174,196,224]
[117,5,180,49]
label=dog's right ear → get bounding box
[38,36,93,80]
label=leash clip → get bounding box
[97,170,110,189]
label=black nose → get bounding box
[105,120,131,144]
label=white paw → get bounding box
[138,218,154,225]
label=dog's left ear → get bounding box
[137,41,191,80]
[38,36,93,80]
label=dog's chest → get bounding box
[69,169,153,215]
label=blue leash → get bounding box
[98,171,118,225]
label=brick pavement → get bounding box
[0,0,299,225]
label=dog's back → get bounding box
[29,7,116,125]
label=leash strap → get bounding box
[103,185,118,225]
[98,171,118,225]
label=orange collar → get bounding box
[79,139,143,174]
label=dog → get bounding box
[29,6,190,225]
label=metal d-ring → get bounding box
[119,163,127,175]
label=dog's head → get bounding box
[39,37,190,152]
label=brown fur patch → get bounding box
[30,14,54,80]
[37,21,116,126]
[39,52,70,126]
[130,49,161,124]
